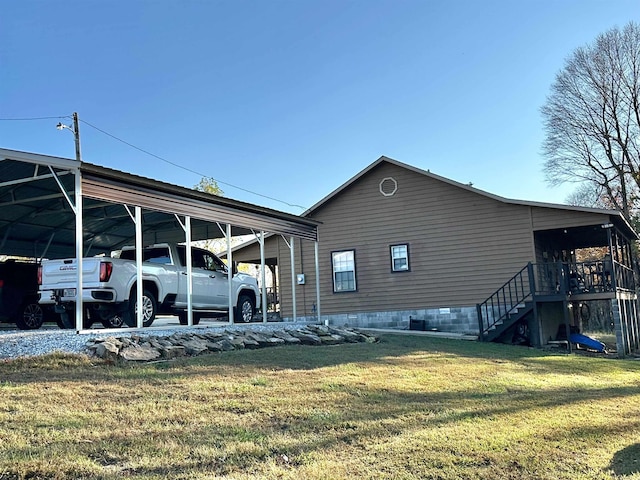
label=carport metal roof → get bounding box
[0,147,320,259]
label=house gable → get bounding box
[304,160,536,312]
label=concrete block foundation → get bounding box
[286,306,479,335]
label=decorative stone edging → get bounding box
[85,325,379,362]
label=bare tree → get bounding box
[565,182,610,209]
[542,21,640,222]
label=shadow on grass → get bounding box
[1,333,639,385]
[609,443,640,476]
[9,380,639,479]
[2,333,640,479]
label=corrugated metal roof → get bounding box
[0,147,319,259]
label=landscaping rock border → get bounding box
[86,325,379,362]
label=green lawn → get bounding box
[1,334,639,479]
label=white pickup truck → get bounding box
[38,243,260,329]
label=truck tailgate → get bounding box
[40,259,102,288]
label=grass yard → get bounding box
[0,333,639,479]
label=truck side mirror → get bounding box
[232,262,238,276]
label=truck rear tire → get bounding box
[56,308,94,329]
[57,310,75,329]
[178,312,201,325]
[123,289,157,328]
[234,294,255,323]
[15,300,45,330]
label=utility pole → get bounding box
[57,112,82,161]
[72,112,81,162]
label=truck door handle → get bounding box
[181,272,188,275]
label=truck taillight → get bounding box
[100,261,113,282]
[0,279,4,288]
[37,266,42,285]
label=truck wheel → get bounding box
[234,294,255,323]
[15,300,45,330]
[56,308,92,329]
[178,312,200,326]
[123,289,157,328]
[57,310,75,329]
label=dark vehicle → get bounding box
[0,260,54,330]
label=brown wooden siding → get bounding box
[531,207,609,231]
[232,161,622,319]
[278,162,537,316]
[230,238,278,263]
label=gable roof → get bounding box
[303,155,638,239]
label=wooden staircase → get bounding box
[482,301,533,342]
[476,264,535,342]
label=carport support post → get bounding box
[185,216,193,326]
[227,223,234,324]
[290,236,296,322]
[175,214,193,326]
[260,231,267,323]
[135,206,143,328]
[74,169,83,331]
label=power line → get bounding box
[0,114,308,210]
[0,115,69,121]
[79,118,306,210]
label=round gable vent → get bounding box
[379,177,398,197]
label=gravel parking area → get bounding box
[0,321,313,359]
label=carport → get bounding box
[0,147,321,331]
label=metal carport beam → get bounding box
[175,214,194,326]
[74,168,83,331]
[252,229,268,323]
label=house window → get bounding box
[390,244,410,272]
[332,250,356,292]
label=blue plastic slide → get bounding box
[569,333,606,353]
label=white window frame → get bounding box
[332,250,357,292]
[390,244,410,272]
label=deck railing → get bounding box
[613,260,636,292]
[532,260,634,295]
[476,264,533,340]
[477,260,634,341]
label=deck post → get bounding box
[526,262,542,347]
[563,299,573,353]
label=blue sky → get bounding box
[1,1,639,214]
